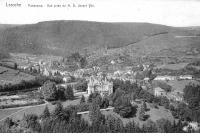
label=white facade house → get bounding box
[183,122,200,132]
[63,76,72,83]
[154,87,167,97]
[179,75,193,80]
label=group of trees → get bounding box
[41,81,74,101]
[0,79,41,92]
[110,79,174,119]
[0,75,64,93]
[0,101,191,133]
[74,93,110,113]
[112,90,137,118]
[64,52,87,69]
[169,83,200,123]
[87,93,109,109]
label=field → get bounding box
[3,97,80,121]
[0,66,35,85]
[9,53,62,67]
[168,79,200,93]
[0,108,22,121]
[0,94,44,109]
[156,63,188,70]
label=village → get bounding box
[15,54,195,103]
[0,52,200,132]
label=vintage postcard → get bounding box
[0,0,199,132]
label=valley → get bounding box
[0,21,200,133]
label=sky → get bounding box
[0,0,200,27]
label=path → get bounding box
[0,101,48,122]
[0,91,84,122]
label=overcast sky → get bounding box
[0,0,200,27]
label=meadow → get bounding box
[0,66,35,86]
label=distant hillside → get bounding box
[0,20,200,61]
[0,24,20,59]
[0,21,171,55]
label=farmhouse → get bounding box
[154,87,167,97]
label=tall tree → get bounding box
[143,101,147,111]
[89,98,105,128]
[40,105,50,120]
[64,85,74,100]
[139,103,146,121]
[80,95,86,104]
[20,114,41,133]
[41,81,57,101]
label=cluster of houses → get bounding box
[154,87,184,102]
[17,57,194,104]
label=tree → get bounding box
[143,101,148,111]
[156,118,174,133]
[87,93,101,103]
[53,102,63,117]
[105,115,123,133]
[20,114,41,132]
[114,96,136,118]
[52,102,69,122]
[41,81,57,101]
[14,63,18,69]
[40,105,50,120]
[2,117,14,132]
[139,103,146,121]
[64,85,74,100]
[80,95,86,104]
[101,97,109,108]
[57,86,66,101]
[89,98,105,127]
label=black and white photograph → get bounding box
[0,0,200,132]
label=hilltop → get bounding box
[0,20,200,65]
